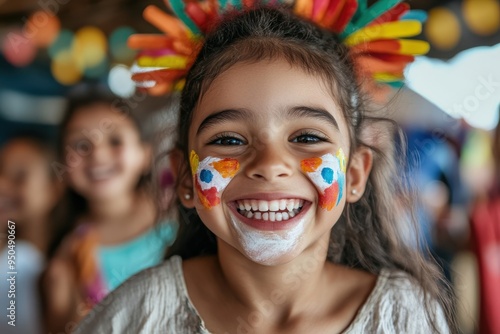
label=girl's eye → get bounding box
[70,139,92,152]
[291,132,328,144]
[208,134,245,146]
[110,137,122,147]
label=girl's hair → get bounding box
[1,132,68,257]
[165,6,457,332]
[2,132,58,179]
[50,89,153,257]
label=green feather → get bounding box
[219,0,229,11]
[352,0,367,22]
[353,0,401,29]
[230,0,243,10]
[169,0,202,35]
[387,81,405,88]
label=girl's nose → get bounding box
[244,144,293,182]
[89,143,110,164]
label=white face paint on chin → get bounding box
[228,211,306,265]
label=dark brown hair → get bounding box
[166,6,457,332]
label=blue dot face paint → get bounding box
[321,167,334,185]
[200,169,213,183]
[300,148,347,211]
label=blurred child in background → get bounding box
[0,133,64,334]
[42,92,177,333]
[470,114,500,334]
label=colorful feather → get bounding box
[350,39,429,55]
[344,20,422,46]
[367,2,409,26]
[401,9,428,23]
[353,0,402,29]
[321,0,346,27]
[331,0,358,33]
[165,0,202,35]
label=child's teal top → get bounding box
[98,221,178,291]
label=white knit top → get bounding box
[75,256,449,334]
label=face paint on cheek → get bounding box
[300,148,347,211]
[189,150,240,209]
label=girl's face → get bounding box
[0,140,59,223]
[64,104,150,200]
[187,59,354,265]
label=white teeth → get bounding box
[238,208,297,221]
[269,200,280,211]
[88,166,115,180]
[258,200,269,212]
[236,198,306,222]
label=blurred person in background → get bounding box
[406,129,469,281]
[469,110,500,334]
[41,91,177,333]
[0,133,65,334]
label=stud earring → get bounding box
[351,189,358,195]
[184,193,191,200]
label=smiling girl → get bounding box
[42,93,177,333]
[76,5,455,334]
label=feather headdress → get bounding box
[128,0,429,95]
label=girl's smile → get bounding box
[229,194,311,230]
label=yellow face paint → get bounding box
[336,148,347,173]
[189,150,199,176]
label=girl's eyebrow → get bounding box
[197,108,253,135]
[196,106,340,135]
[287,106,340,131]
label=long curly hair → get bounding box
[164,6,457,332]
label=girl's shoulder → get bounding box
[74,255,208,334]
[344,269,449,334]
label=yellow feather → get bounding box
[373,73,403,82]
[345,20,422,46]
[137,55,188,69]
[398,40,430,55]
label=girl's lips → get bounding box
[228,200,311,231]
[85,166,118,183]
